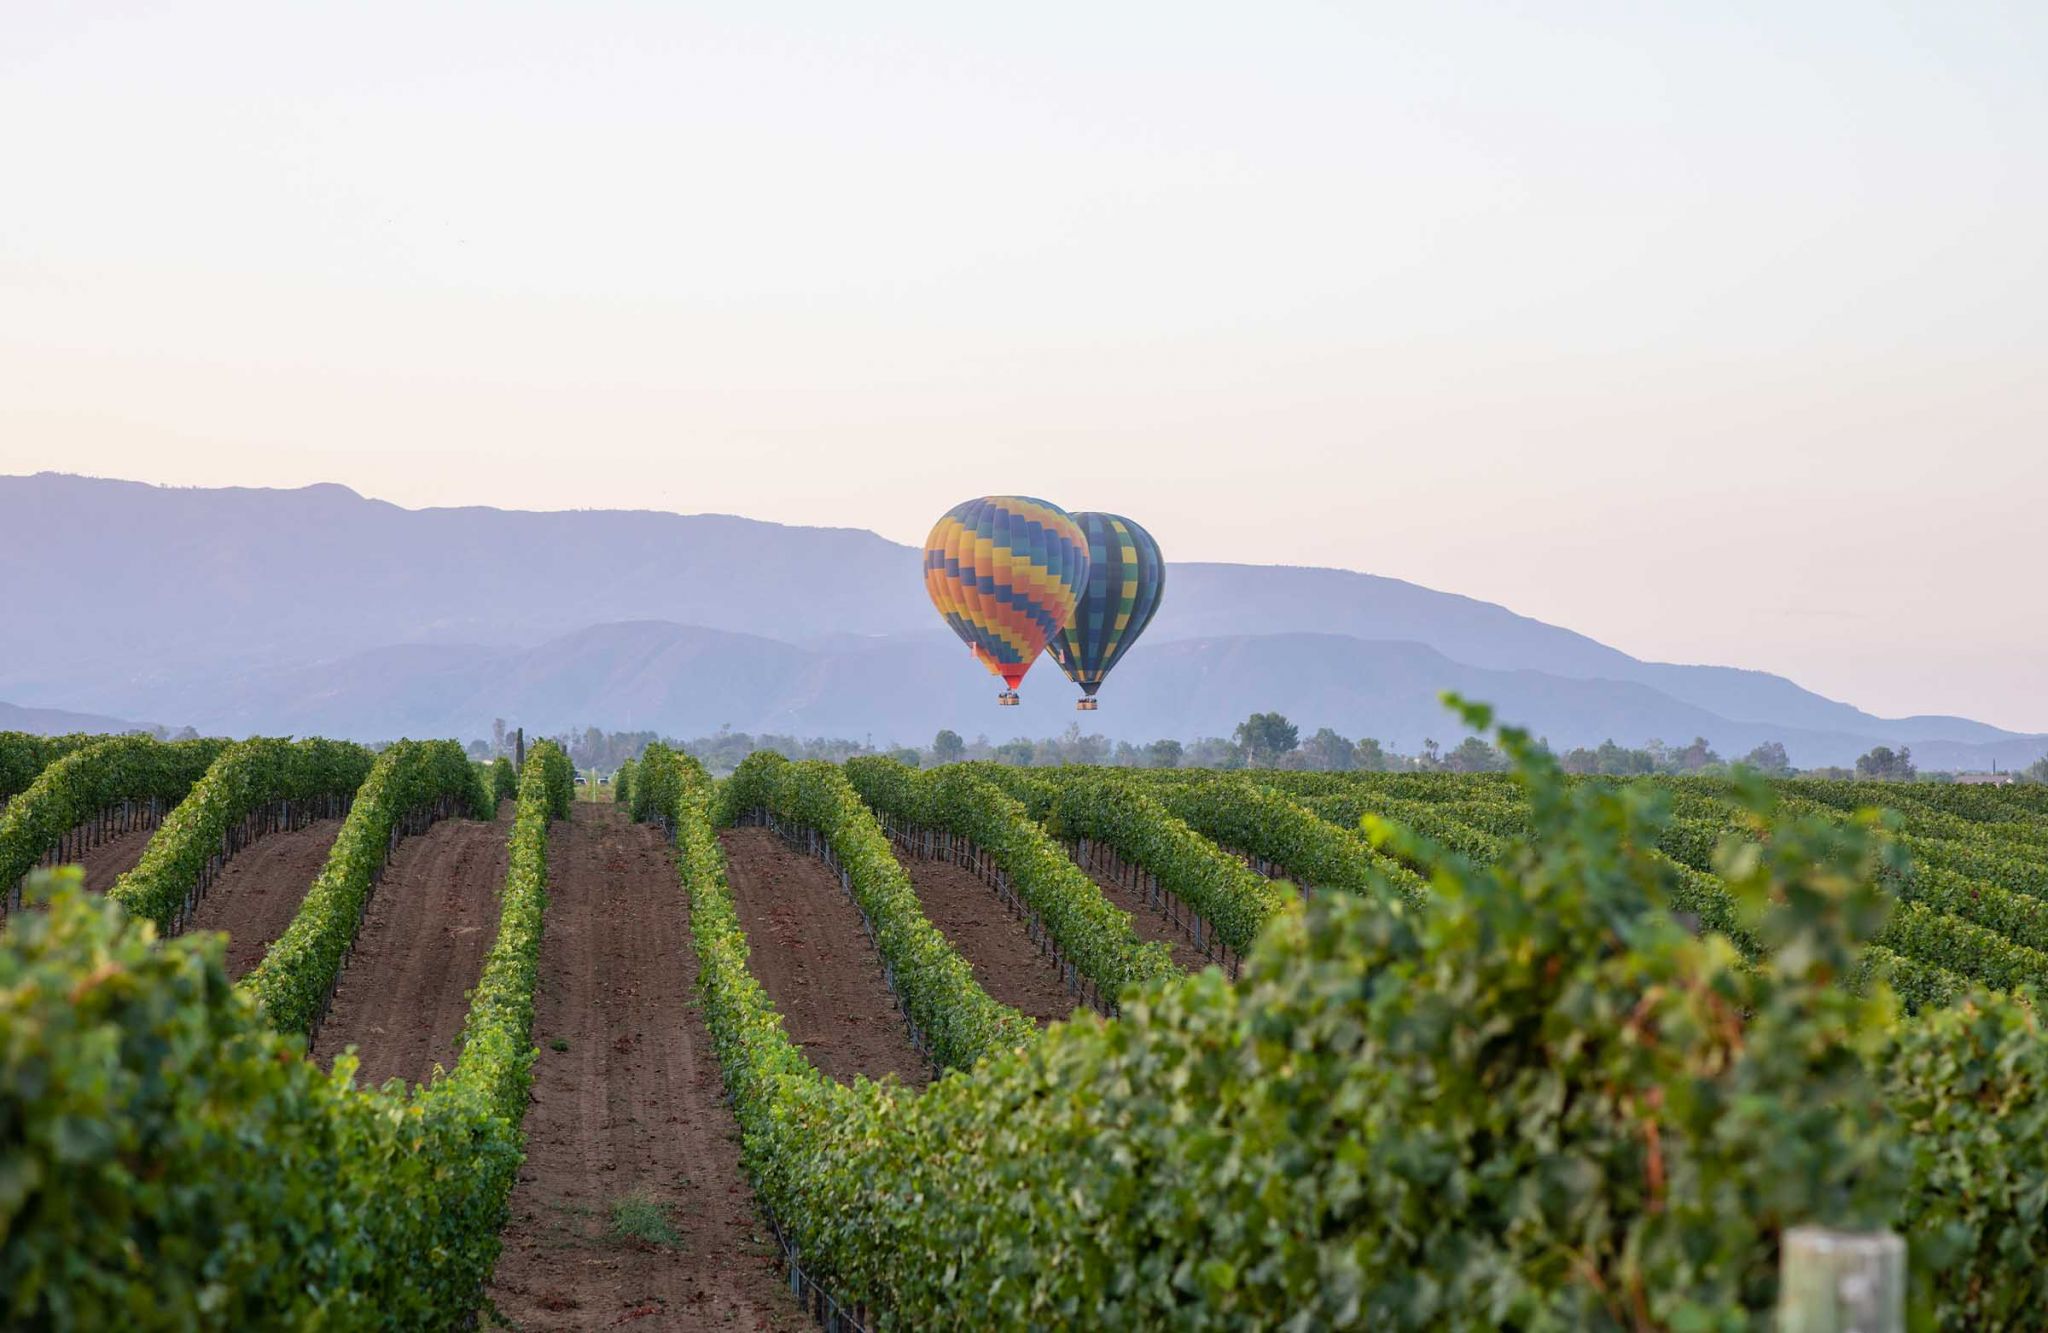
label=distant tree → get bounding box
[1355,738,1388,772]
[1559,747,1598,775]
[1233,713,1299,768]
[1145,738,1185,769]
[1110,741,1145,767]
[1595,740,1658,776]
[466,738,492,761]
[1187,736,1245,770]
[1740,741,1794,777]
[994,738,1037,766]
[1416,738,1444,772]
[1445,736,1506,773]
[2026,754,2048,784]
[1807,765,1855,780]
[492,718,508,758]
[1296,728,1357,771]
[887,745,922,768]
[931,729,966,765]
[1855,746,1916,782]
[1062,725,1111,766]
[1669,737,1720,773]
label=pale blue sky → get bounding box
[3,2,2043,727]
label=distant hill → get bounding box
[0,699,146,737]
[2,472,2041,769]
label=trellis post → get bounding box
[1777,1227,1905,1333]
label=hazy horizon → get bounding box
[3,3,2042,729]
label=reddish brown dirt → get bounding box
[1080,865,1212,973]
[718,826,928,1089]
[76,826,160,894]
[486,805,804,1333]
[888,849,1082,1026]
[182,819,343,980]
[312,809,512,1089]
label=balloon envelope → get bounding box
[923,496,1090,691]
[1047,512,1165,698]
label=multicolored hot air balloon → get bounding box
[924,496,1090,705]
[1046,512,1165,710]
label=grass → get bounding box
[607,1188,681,1249]
[548,1036,569,1052]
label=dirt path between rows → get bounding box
[486,805,804,1333]
[183,819,343,979]
[1080,865,1212,973]
[719,825,929,1090]
[312,808,511,1089]
[77,826,160,894]
[888,850,1081,1025]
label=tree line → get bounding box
[463,716,1996,781]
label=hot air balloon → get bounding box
[924,496,1089,705]
[1046,512,1165,710]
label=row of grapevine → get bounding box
[0,742,571,1326]
[1129,770,1430,903]
[651,732,2048,1325]
[0,734,229,911]
[1643,783,2046,995]
[106,737,373,933]
[716,749,1038,1072]
[488,754,518,805]
[1028,767,1294,962]
[0,731,110,806]
[240,739,493,1039]
[842,756,1178,1012]
[1259,767,2038,1002]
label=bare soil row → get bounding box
[311,807,513,1088]
[487,805,803,1332]
[75,825,159,894]
[182,818,344,978]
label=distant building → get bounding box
[1954,771,2015,786]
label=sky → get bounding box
[2,2,2044,730]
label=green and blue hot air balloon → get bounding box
[1045,512,1165,709]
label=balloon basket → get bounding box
[1075,698,1099,711]
[997,691,1021,707]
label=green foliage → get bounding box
[491,754,519,805]
[1857,745,1918,782]
[844,756,1179,1002]
[630,742,684,824]
[0,735,228,891]
[13,717,2048,1327]
[0,732,553,1333]
[720,751,1038,1071]
[1252,766,2048,999]
[536,744,573,820]
[1884,991,2048,1328]
[1032,767,1294,957]
[107,738,372,931]
[608,1189,682,1248]
[1231,710,1299,767]
[612,757,634,811]
[1153,772,1430,905]
[0,732,104,805]
[239,740,492,1037]
[657,699,2015,1328]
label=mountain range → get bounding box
[2,472,2039,770]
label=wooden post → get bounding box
[1778,1227,1905,1333]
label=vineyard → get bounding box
[5,712,2048,1329]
